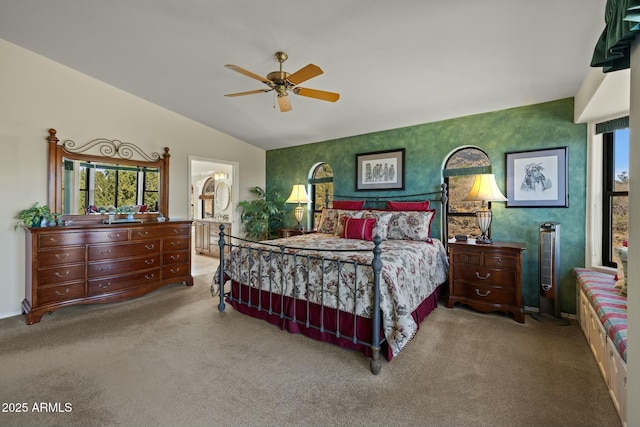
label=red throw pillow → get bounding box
[386,200,430,211]
[342,217,377,241]
[332,200,365,210]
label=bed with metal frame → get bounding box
[212,186,448,374]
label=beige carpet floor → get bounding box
[0,265,622,427]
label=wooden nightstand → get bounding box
[277,228,315,238]
[446,240,526,323]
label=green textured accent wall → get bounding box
[266,98,586,314]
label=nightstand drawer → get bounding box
[452,252,481,266]
[455,266,516,287]
[453,281,516,306]
[484,255,517,269]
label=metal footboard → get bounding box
[215,225,384,374]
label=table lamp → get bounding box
[286,184,311,230]
[463,174,507,244]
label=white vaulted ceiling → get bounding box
[0,0,607,150]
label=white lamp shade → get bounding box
[463,174,507,202]
[286,184,311,204]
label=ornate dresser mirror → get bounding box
[46,128,170,222]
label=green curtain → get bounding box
[592,0,640,72]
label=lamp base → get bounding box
[294,222,304,231]
[475,236,493,244]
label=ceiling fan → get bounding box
[224,51,340,112]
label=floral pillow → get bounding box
[614,246,628,297]
[363,211,393,240]
[317,209,365,235]
[386,209,435,241]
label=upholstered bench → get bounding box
[574,268,627,425]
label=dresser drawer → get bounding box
[130,224,190,240]
[88,269,160,295]
[86,230,129,244]
[38,247,85,267]
[163,237,190,251]
[38,264,85,285]
[455,266,516,287]
[88,240,160,261]
[37,282,85,304]
[453,280,516,306]
[163,250,189,265]
[88,255,160,278]
[38,232,86,248]
[162,263,190,279]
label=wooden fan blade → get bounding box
[225,64,271,84]
[287,64,323,85]
[278,94,292,112]
[224,89,272,97]
[293,87,340,102]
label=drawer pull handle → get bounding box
[98,266,111,271]
[99,250,112,255]
[475,289,491,297]
[145,274,155,280]
[475,272,491,280]
[54,253,69,259]
[138,231,149,237]
[55,288,70,296]
[54,270,70,277]
[170,241,177,246]
[170,255,181,260]
[108,233,120,239]
[49,237,64,243]
[497,258,503,264]
[173,229,180,234]
[170,268,180,274]
[145,259,155,265]
[145,244,155,250]
[98,282,112,289]
[463,255,469,262]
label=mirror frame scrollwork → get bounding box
[47,128,170,222]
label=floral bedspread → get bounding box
[213,233,449,356]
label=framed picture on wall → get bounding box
[505,146,568,207]
[356,148,405,191]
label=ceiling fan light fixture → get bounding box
[277,93,292,112]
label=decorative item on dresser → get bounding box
[20,129,193,324]
[447,240,526,323]
[462,174,508,244]
[285,184,311,231]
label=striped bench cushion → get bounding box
[574,268,627,363]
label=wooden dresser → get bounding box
[23,220,193,324]
[446,241,526,323]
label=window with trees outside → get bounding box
[309,163,333,230]
[443,148,492,240]
[78,162,159,214]
[602,128,629,268]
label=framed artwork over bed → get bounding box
[356,148,405,191]
[505,146,568,207]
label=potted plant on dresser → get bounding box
[14,202,54,229]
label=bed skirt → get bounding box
[227,281,442,360]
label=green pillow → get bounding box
[614,246,628,297]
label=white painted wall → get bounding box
[0,39,265,319]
